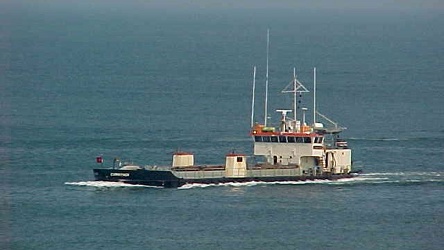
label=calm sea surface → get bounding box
[1,3,443,250]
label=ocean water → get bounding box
[1,2,443,250]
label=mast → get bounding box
[250,66,257,128]
[293,68,297,123]
[264,29,269,126]
[313,67,317,125]
[282,68,309,131]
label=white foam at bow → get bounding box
[64,181,160,188]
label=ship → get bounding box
[93,65,357,188]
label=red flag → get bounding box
[96,156,103,164]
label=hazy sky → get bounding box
[131,0,444,10]
[3,0,444,11]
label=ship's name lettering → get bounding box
[110,173,129,177]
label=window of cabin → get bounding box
[314,137,323,143]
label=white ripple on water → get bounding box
[65,171,443,190]
[362,172,442,177]
[356,171,444,184]
[178,178,366,189]
[64,181,161,188]
[178,173,443,189]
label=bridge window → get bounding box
[314,137,323,143]
[263,136,271,142]
[271,136,279,143]
[279,136,287,143]
[254,136,262,142]
[287,136,295,143]
[296,137,304,143]
[237,157,243,162]
[304,137,312,143]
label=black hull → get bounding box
[93,169,182,188]
[93,169,355,188]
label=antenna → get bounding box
[313,67,317,125]
[264,29,269,126]
[250,66,256,128]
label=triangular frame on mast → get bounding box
[281,68,309,123]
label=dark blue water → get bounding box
[1,2,443,250]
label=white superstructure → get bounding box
[250,68,352,175]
